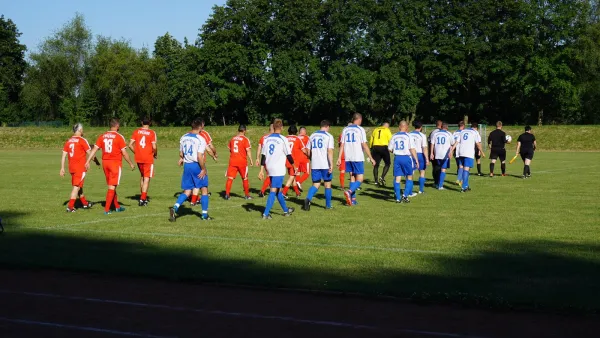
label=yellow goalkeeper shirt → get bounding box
[369,126,392,147]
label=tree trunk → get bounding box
[538,109,543,126]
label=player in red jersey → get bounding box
[256,124,274,197]
[296,127,311,191]
[128,117,157,206]
[60,123,100,212]
[85,119,135,214]
[190,120,217,205]
[282,125,307,197]
[225,125,253,200]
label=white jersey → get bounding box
[452,130,463,157]
[341,125,367,162]
[432,130,455,160]
[308,131,335,170]
[458,128,481,159]
[410,131,427,154]
[262,133,291,176]
[428,128,440,144]
[180,133,206,164]
[388,132,415,156]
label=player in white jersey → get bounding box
[258,119,295,219]
[428,120,443,186]
[452,121,465,185]
[430,122,456,190]
[303,120,335,211]
[336,113,375,206]
[410,121,429,194]
[170,119,213,222]
[455,122,485,192]
[389,121,419,203]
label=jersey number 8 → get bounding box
[268,144,275,155]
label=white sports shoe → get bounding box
[409,193,417,197]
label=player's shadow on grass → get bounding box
[360,188,393,201]
[312,194,346,205]
[0,211,29,234]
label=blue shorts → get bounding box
[346,161,365,175]
[394,155,413,177]
[435,158,450,169]
[312,169,333,183]
[459,157,474,168]
[414,153,427,171]
[270,176,284,189]
[455,157,461,167]
[181,163,209,190]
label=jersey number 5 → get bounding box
[103,139,113,153]
[233,140,239,153]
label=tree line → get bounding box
[2,0,600,127]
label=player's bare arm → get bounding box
[60,151,68,177]
[85,145,101,170]
[336,143,344,166]
[361,142,375,165]
[153,142,157,159]
[197,151,207,179]
[410,148,419,168]
[423,146,430,164]
[258,154,266,181]
[255,144,263,167]
[206,146,217,161]
[327,148,334,174]
[477,142,485,158]
[121,148,135,170]
[128,139,136,154]
[246,147,254,166]
[178,151,184,166]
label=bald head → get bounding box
[352,113,362,125]
[399,120,409,132]
[436,120,442,128]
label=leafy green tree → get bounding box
[0,15,27,124]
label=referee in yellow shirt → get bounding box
[370,120,393,185]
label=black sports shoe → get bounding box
[466,187,471,191]
[66,208,76,213]
[224,195,230,200]
[201,215,213,221]
[526,174,531,178]
[258,191,265,198]
[82,202,94,209]
[262,214,272,220]
[303,199,311,211]
[401,196,410,203]
[283,207,295,216]
[138,200,144,206]
[169,207,177,222]
[477,173,484,176]
[460,189,467,193]
[379,177,386,186]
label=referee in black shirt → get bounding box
[487,121,508,177]
[516,125,537,179]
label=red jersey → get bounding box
[130,128,157,164]
[259,133,270,147]
[95,131,127,162]
[286,135,306,162]
[228,135,251,167]
[338,133,345,157]
[199,130,213,145]
[63,136,91,173]
[298,135,310,162]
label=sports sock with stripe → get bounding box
[201,195,209,215]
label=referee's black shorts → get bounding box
[371,146,390,166]
[490,148,506,162]
[520,150,534,161]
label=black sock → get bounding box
[381,165,390,179]
[373,166,379,182]
[527,165,531,175]
[501,163,506,175]
[477,163,482,174]
[523,165,528,176]
[489,163,495,174]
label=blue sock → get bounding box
[277,192,289,213]
[462,171,470,190]
[264,192,276,216]
[174,193,188,211]
[419,177,425,192]
[325,188,332,208]
[393,181,401,200]
[439,172,446,188]
[457,167,464,181]
[349,181,358,193]
[201,195,209,216]
[307,186,318,201]
[404,179,414,197]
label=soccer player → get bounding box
[60,123,99,212]
[170,119,212,221]
[488,121,508,177]
[128,117,157,206]
[516,125,537,179]
[369,120,392,185]
[456,122,485,192]
[429,120,442,186]
[282,125,306,197]
[430,122,456,190]
[389,121,419,203]
[191,120,217,205]
[337,113,375,206]
[258,119,295,219]
[410,121,429,194]
[296,126,311,191]
[303,120,335,211]
[256,124,275,197]
[85,119,135,214]
[452,121,465,185]
[225,125,253,199]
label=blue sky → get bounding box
[3,0,228,52]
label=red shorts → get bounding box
[70,172,86,188]
[286,162,299,176]
[137,163,154,178]
[227,165,249,179]
[103,162,122,186]
[338,159,346,172]
[297,161,310,174]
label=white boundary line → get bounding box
[0,316,173,338]
[0,289,488,338]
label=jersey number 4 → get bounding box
[139,136,146,149]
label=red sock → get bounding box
[261,178,270,193]
[242,179,250,196]
[282,186,289,195]
[113,193,120,209]
[293,185,300,196]
[68,199,76,209]
[79,196,88,206]
[339,173,345,189]
[141,192,147,200]
[105,190,115,212]
[191,194,198,204]
[298,172,310,184]
[225,178,233,196]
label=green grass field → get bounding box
[0,128,599,313]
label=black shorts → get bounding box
[475,148,482,160]
[490,148,506,161]
[372,146,391,166]
[520,150,534,161]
